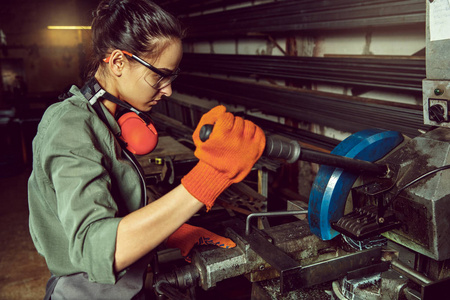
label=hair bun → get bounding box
[92,0,121,18]
[108,0,122,9]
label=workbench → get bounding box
[136,135,196,185]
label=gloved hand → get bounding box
[182,105,265,210]
[166,223,236,262]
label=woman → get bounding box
[27,0,265,299]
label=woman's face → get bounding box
[118,39,183,112]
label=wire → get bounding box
[390,164,450,203]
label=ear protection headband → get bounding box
[81,77,158,155]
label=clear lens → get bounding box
[143,72,163,89]
[144,69,179,90]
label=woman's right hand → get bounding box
[192,105,265,182]
[182,105,265,210]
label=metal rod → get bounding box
[300,148,388,175]
[391,259,433,286]
[245,210,308,235]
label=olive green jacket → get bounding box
[28,85,144,284]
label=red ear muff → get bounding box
[117,112,158,155]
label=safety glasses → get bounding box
[103,50,180,90]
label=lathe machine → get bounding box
[149,2,450,299]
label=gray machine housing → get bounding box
[378,128,450,261]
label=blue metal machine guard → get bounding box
[308,129,404,240]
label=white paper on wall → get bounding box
[430,0,450,41]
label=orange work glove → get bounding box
[166,223,236,262]
[181,105,265,210]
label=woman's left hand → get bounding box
[166,223,236,262]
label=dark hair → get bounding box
[85,0,184,79]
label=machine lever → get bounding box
[199,124,301,163]
[245,210,308,235]
[199,124,388,175]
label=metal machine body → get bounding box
[153,2,450,299]
[366,127,450,261]
[326,127,450,260]
[154,219,385,298]
[153,127,450,300]
[154,109,450,298]
[154,102,450,298]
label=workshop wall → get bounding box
[0,0,93,108]
[0,0,94,173]
[2,31,86,96]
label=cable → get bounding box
[390,164,450,203]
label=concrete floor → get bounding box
[0,168,48,300]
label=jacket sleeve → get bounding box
[41,104,122,284]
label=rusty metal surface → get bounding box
[296,248,382,289]
[188,219,338,291]
[227,220,303,295]
[377,128,450,260]
[252,278,332,300]
[338,268,409,300]
[186,219,385,295]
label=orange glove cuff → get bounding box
[181,161,232,211]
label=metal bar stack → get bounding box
[173,74,430,137]
[179,0,425,39]
[181,53,425,93]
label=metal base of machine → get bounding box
[332,269,410,300]
[251,278,333,300]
